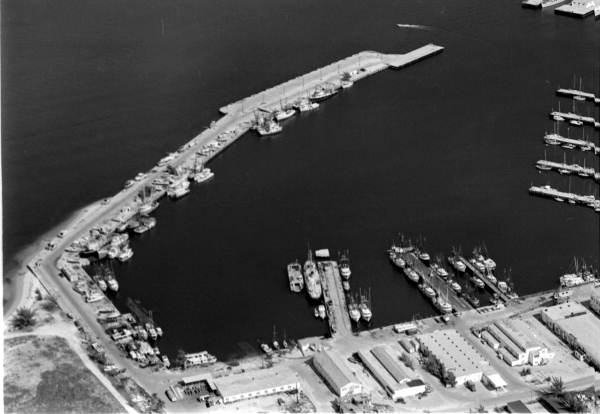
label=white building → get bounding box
[214,367,300,404]
[541,302,600,370]
[485,319,553,366]
[417,329,488,385]
[312,350,363,398]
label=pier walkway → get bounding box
[459,256,510,303]
[550,111,600,128]
[400,252,471,313]
[529,185,600,212]
[318,261,352,338]
[544,133,599,154]
[557,88,600,105]
[536,160,600,181]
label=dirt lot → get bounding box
[4,334,124,413]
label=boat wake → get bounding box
[396,23,431,30]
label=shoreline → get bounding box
[3,200,102,320]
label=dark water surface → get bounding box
[3,0,599,358]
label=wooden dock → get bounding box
[458,256,510,303]
[318,261,352,338]
[399,252,472,313]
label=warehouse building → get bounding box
[371,346,410,383]
[357,348,426,401]
[213,367,300,404]
[417,329,488,385]
[312,350,363,398]
[483,318,554,367]
[540,302,600,370]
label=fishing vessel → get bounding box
[309,84,338,102]
[287,261,304,293]
[339,251,351,279]
[317,305,326,319]
[434,264,449,278]
[97,278,107,292]
[419,283,436,298]
[450,280,462,293]
[497,281,508,293]
[273,107,296,121]
[294,98,319,112]
[106,275,119,292]
[118,246,134,262]
[388,246,406,268]
[403,267,420,283]
[256,117,282,136]
[342,280,350,291]
[303,250,322,300]
[485,271,497,284]
[167,177,190,199]
[348,301,361,322]
[418,250,431,262]
[358,289,373,322]
[471,276,485,289]
[436,289,453,314]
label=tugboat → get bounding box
[339,251,351,280]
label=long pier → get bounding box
[400,252,471,313]
[544,133,599,154]
[529,184,600,212]
[219,44,444,116]
[557,88,600,105]
[458,256,510,303]
[318,261,352,338]
[536,159,600,181]
[550,111,600,128]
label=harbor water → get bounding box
[3,0,599,359]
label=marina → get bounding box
[529,184,600,212]
[549,110,600,128]
[543,131,599,154]
[557,87,600,105]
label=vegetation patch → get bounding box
[4,335,124,413]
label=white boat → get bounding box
[97,279,107,292]
[453,258,466,272]
[313,307,319,318]
[553,115,565,122]
[359,302,372,322]
[161,355,170,368]
[318,305,326,319]
[257,119,282,136]
[167,185,190,199]
[418,251,431,262]
[570,120,583,126]
[107,277,119,292]
[107,245,119,259]
[560,273,585,287]
[471,276,485,289]
[339,251,351,279]
[450,281,462,293]
[404,267,420,283]
[486,272,497,284]
[309,85,338,102]
[421,285,436,298]
[274,107,296,121]
[436,298,452,314]
[342,280,350,291]
[483,258,496,270]
[348,303,361,322]
[497,281,508,292]
[304,250,322,300]
[436,266,449,278]
[156,327,163,337]
[340,80,354,89]
[85,290,104,303]
[294,98,319,112]
[139,201,159,215]
[118,247,134,262]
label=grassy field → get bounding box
[4,335,124,413]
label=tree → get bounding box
[41,295,59,311]
[548,376,565,397]
[443,370,457,388]
[465,380,476,392]
[11,307,37,330]
[399,353,414,370]
[149,393,165,413]
[561,393,586,413]
[520,367,531,376]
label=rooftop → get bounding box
[313,349,358,391]
[371,345,410,383]
[417,329,488,377]
[213,367,300,398]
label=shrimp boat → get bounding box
[359,289,373,322]
[348,295,361,322]
[388,245,406,268]
[471,276,485,289]
[419,283,436,298]
[436,286,453,314]
[273,106,296,121]
[339,251,351,279]
[404,266,420,283]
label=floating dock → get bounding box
[458,256,510,303]
[550,111,600,128]
[318,261,352,338]
[522,0,569,8]
[529,184,600,212]
[536,159,599,181]
[544,133,599,154]
[555,1,600,18]
[557,88,600,105]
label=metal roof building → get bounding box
[417,329,488,384]
[371,346,409,383]
[312,350,363,398]
[541,301,600,371]
[214,367,300,404]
